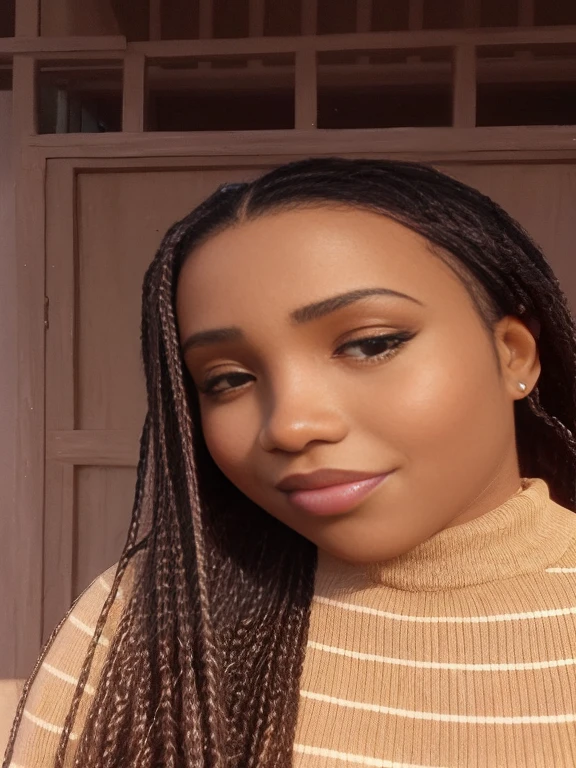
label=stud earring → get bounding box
[518,382,527,393]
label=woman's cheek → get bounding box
[201,404,258,482]
[370,354,482,450]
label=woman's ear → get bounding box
[493,315,541,400]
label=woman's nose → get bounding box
[257,376,348,453]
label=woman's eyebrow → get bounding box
[182,326,243,354]
[290,287,423,325]
[181,288,422,353]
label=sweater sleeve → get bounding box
[5,563,127,768]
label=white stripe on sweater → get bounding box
[42,661,95,695]
[299,691,576,724]
[313,595,576,624]
[98,575,124,598]
[293,744,444,768]
[546,567,576,573]
[69,614,109,646]
[23,710,78,740]
[307,640,576,671]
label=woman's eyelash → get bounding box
[334,331,415,362]
[198,331,415,397]
[198,371,253,396]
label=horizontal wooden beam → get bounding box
[0,36,126,54]
[73,56,576,93]
[25,126,576,158]
[129,25,576,58]
[0,25,574,61]
[31,50,126,62]
[47,430,140,466]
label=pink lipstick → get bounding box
[276,469,392,517]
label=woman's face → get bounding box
[176,206,539,563]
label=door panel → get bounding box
[43,158,576,642]
[44,162,268,640]
[75,466,136,595]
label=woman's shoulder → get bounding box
[5,561,132,767]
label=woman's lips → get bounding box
[284,473,390,516]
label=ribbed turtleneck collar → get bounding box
[316,478,575,593]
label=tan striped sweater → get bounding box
[6,477,576,767]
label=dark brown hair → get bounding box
[5,157,576,767]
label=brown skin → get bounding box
[176,207,541,564]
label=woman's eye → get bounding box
[199,371,254,396]
[336,332,414,361]
[198,332,414,396]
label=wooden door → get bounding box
[42,156,576,642]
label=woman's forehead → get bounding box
[176,207,467,327]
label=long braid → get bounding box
[157,257,227,765]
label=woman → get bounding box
[5,157,576,768]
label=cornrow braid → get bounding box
[5,157,576,768]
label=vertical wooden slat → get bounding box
[407,0,424,64]
[122,53,146,132]
[0,91,17,677]
[198,0,213,70]
[518,0,536,26]
[408,0,424,30]
[149,0,162,40]
[295,49,317,129]
[516,0,535,62]
[10,137,46,675]
[301,0,317,35]
[462,0,481,28]
[356,0,372,65]
[11,56,44,674]
[43,161,77,641]
[248,0,265,69]
[199,0,213,38]
[12,55,37,138]
[452,44,476,128]
[249,0,265,35]
[15,0,40,36]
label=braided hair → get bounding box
[5,157,576,767]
